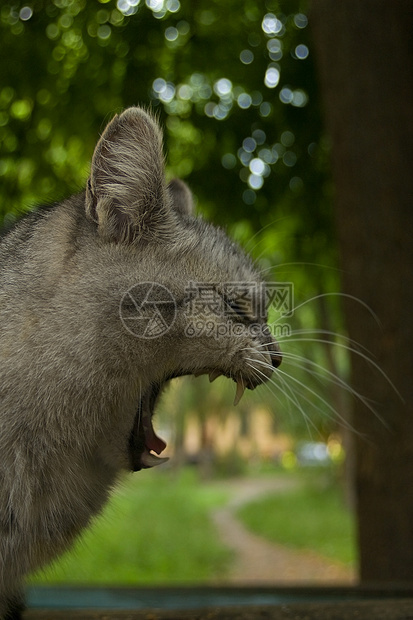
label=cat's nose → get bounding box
[270,339,282,368]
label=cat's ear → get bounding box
[167,178,194,216]
[86,107,175,243]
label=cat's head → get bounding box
[85,107,281,455]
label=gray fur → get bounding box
[0,107,280,618]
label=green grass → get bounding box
[29,468,231,585]
[238,475,356,566]
[29,467,356,585]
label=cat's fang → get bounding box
[233,380,245,406]
[141,450,169,468]
[209,370,221,383]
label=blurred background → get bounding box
[1,0,411,588]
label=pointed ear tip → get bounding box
[168,178,193,199]
[167,178,194,216]
[168,178,187,190]
[117,106,159,129]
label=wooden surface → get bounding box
[24,586,413,619]
[23,598,413,619]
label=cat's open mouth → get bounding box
[130,362,280,472]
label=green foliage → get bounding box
[29,469,231,584]
[238,475,356,565]
[0,0,328,235]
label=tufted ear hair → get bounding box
[86,107,176,243]
[167,178,194,216]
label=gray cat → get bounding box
[0,107,281,618]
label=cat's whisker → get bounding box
[274,352,380,420]
[246,355,378,433]
[279,376,357,436]
[279,352,371,404]
[239,341,277,353]
[254,320,401,403]
[272,365,360,434]
[266,333,366,354]
[269,367,309,429]
[270,327,368,349]
[243,217,287,255]
[269,292,381,326]
[274,336,401,401]
[250,350,355,400]
[256,262,342,283]
[245,361,320,436]
[274,372,334,437]
[242,325,395,426]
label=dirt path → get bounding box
[210,476,357,584]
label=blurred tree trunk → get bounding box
[311,0,413,582]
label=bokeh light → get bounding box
[248,173,264,190]
[262,13,283,36]
[165,26,179,41]
[19,7,33,21]
[214,78,232,97]
[242,137,256,153]
[240,49,254,65]
[264,67,280,89]
[117,0,140,16]
[295,44,309,60]
[237,93,252,109]
[293,13,308,28]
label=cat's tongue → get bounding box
[141,410,168,468]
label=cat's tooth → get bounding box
[141,451,169,468]
[233,380,245,406]
[209,370,221,383]
[193,371,204,377]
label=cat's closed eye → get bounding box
[223,296,252,323]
